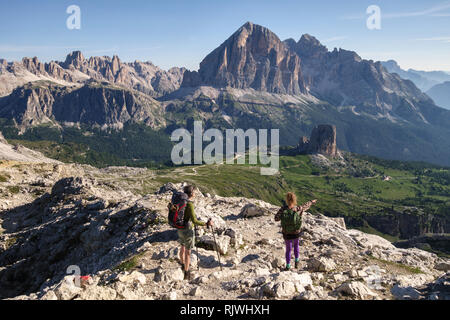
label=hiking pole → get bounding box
[194,225,200,271]
[208,222,223,271]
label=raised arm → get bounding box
[297,199,318,213]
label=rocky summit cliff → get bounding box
[0,81,165,129]
[0,52,185,98]
[284,35,448,126]
[297,125,337,157]
[182,22,307,95]
[0,161,448,300]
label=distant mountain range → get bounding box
[1,22,450,166]
[0,52,185,98]
[381,60,450,110]
[381,60,450,92]
[426,81,450,110]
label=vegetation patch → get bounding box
[368,255,423,274]
[7,186,20,194]
[112,252,145,273]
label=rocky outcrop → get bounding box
[182,22,307,95]
[284,34,448,126]
[0,131,60,163]
[0,53,185,98]
[62,51,186,97]
[394,234,450,255]
[297,124,337,157]
[0,81,165,129]
[1,169,448,300]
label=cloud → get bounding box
[342,1,450,20]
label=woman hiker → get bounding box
[275,193,317,271]
[177,185,213,280]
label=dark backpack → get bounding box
[281,208,302,234]
[167,192,189,229]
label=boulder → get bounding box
[391,285,422,300]
[435,261,450,272]
[189,287,202,297]
[54,276,82,300]
[154,267,184,283]
[78,286,117,300]
[335,281,378,299]
[197,234,230,255]
[163,291,178,300]
[239,204,268,219]
[118,271,146,285]
[307,257,336,272]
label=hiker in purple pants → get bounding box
[285,238,300,267]
[275,193,317,270]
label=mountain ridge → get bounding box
[1,22,450,166]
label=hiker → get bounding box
[275,193,317,271]
[168,185,213,280]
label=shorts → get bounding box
[177,228,195,250]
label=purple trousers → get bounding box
[285,238,300,265]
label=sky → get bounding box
[0,0,449,72]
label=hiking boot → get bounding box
[184,270,193,281]
[295,260,300,269]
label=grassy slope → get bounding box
[129,153,449,243]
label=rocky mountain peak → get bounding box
[296,34,328,57]
[182,22,307,95]
[297,124,338,157]
[64,51,86,68]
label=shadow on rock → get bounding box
[0,177,158,299]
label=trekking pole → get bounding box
[194,225,200,271]
[208,222,223,271]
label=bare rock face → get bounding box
[0,81,165,129]
[297,124,337,157]
[182,22,307,95]
[284,34,443,125]
[0,52,185,98]
[63,51,186,97]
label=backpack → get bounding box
[167,192,189,229]
[280,208,302,234]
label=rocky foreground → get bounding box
[0,161,449,301]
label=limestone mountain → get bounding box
[381,60,450,92]
[0,52,185,98]
[426,81,450,110]
[182,22,307,95]
[2,22,450,166]
[0,81,165,130]
[284,35,448,127]
[62,51,186,96]
[296,125,338,157]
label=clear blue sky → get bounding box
[1,0,449,71]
